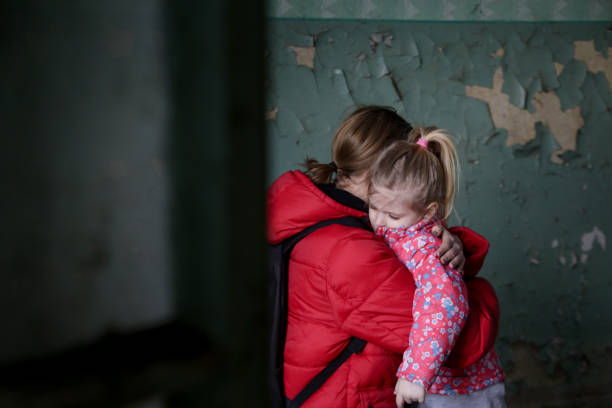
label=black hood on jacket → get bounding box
[316,183,368,213]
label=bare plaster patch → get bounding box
[574,40,612,86]
[265,107,279,121]
[506,342,564,387]
[466,61,584,163]
[581,226,606,252]
[289,46,316,70]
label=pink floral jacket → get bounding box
[377,217,504,395]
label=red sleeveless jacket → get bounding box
[267,171,499,408]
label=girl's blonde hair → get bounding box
[303,106,413,184]
[369,127,459,219]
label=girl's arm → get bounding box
[390,233,469,390]
[324,227,492,370]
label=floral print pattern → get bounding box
[377,217,504,395]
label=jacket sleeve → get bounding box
[449,226,490,278]
[444,226,499,370]
[325,231,416,354]
[391,236,468,390]
[325,228,498,371]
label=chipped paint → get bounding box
[268,0,612,21]
[581,226,606,252]
[266,20,612,400]
[580,253,589,264]
[369,32,394,50]
[466,65,584,163]
[569,252,578,268]
[532,91,584,163]
[466,66,540,146]
[288,45,315,69]
[574,40,612,86]
[506,342,564,387]
[529,257,541,265]
[265,107,279,121]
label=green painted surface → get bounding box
[267,0,612,21]
[266,20,612,397]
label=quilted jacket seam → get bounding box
[325,234,407,346]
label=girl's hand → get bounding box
[431,225,465,270]
[394,378,425,407]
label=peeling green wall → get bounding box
[265,18,612,405]
[268,0,612,21]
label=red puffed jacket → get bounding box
[267,171,499,408]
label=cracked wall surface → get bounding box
[465,63,585,163]
[268,0,612,21]
[266,20,612,401]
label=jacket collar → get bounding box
[316,183,368,213]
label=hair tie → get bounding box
[416,138,428,149]
[329,161,338,172]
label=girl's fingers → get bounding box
[396,393,404,408]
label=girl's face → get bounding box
[368,185,435,230]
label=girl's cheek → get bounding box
[369,211,381,228]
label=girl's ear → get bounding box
[424,202,438,218]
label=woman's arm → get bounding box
[431,225,465,269]
[446,226,490,278]
[432,225,491,278]
[325,228,495,370]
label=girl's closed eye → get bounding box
[388,214,400,220]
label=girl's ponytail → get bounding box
[420,129,459,219]
[370,127,459,221]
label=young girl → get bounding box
[368,127,506,408]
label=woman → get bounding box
[267,106,499,407]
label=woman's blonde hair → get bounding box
[303,106,413,184]
[369,127,459,219]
